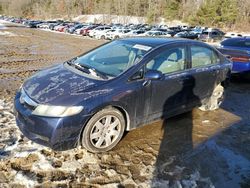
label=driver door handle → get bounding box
[143,80,151,87]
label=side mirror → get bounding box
[144,70,163,80]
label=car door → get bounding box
[144,45,193,121]
[187,45,221,106]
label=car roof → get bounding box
[119,37,203,48]
[222,37,250,42]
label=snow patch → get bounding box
[0,31,18,36]
[73,14,146,24]
[0,23,6,29]
[4,140,19,151]
[72,14,189,26]
[14,172,37,188]
[32,152,54,171]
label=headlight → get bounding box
[32,105,83,117]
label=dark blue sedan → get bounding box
[14,38,232,152]
[218,37,250,73]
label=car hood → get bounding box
[23,64,106,105]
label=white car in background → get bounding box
[95,29,115,40]
[121,30,146,38]
[107,29,131,40]
[138,30,171,37]
[88,26,111,38]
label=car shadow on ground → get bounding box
[152,76,199,186]
[151,77,250,187]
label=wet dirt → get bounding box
[0,21,249,188]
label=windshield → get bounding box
[70,40,151,79]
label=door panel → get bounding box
[144,45,191,121]
[189,45,221,102]
[148,72,194,121]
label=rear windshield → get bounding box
[202,32,209,35]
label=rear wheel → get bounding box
[81,107,125,153]
[199,84,224,111]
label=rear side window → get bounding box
[191,46,220,68]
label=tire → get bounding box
[81,107,125,153]
[101,35,105,40]
[199,84,224,111]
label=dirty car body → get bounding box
[14,38,232,152]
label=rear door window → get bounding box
[191,46,220,68]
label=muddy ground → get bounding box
[0,21,249,188]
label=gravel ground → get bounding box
[0,21,249,188]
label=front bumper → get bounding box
[14,92,91,151]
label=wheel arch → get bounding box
[93,104,130,131]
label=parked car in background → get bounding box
[80,25,98,36]
[54,22,72,32]
[95,29,115,40]
[120,30,146,38]
[89,26,111,38]
[218,37,250,76]
[138,30,170,37]
[107,29,131,40]
[67,24,86,34]
[191,26,205,37]
[25,20,43,28]
[174,31,199,39]
[14,38,231,153]
[37,21,58,29]
[49,21,63,30]
[199,28,225,42]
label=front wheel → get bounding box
[199,84,224,111]
[81,107,125,153]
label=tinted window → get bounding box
[191,46,220,67]
[146,47,186,74]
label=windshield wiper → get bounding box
[84,64,109,80]
[67,60,90,74]
[66,58,77,65]
[67,61,108,80]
